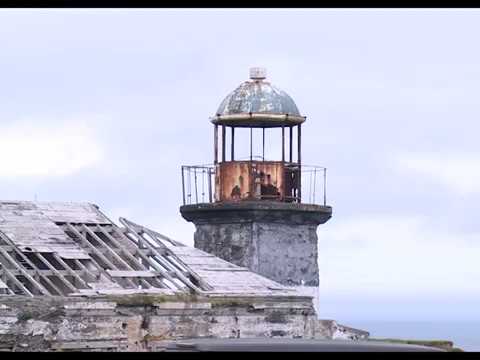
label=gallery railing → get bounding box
[181,163,327,206]
[181,165,215,205]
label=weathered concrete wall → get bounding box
[181,202,331,290]
[296,286,320,318]
[194,222,320,286]
[0,294,367,352]
[180,201,333,319]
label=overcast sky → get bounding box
[1,9,479,325]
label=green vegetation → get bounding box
[370,338,463,352]
[106,293,200,307]
[17,311,34,321]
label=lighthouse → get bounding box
[180,68,332,314]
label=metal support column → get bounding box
[297,124,302,202]
[289,126,293,163]
[214,125,218,164]
[250,128,253,161]
[231,127,235,161]
[262,128,265,161]
[221,125,226,162]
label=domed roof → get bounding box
[215,68,301,117]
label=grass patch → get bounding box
[370,338,463,352]
[107,293,198,307]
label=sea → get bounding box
[345,320,480,352]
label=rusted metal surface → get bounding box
[216,161,251,202]
[182,164,326,206]
[215,161,285,202]
[221,125,226,162]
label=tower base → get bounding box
[180,201,332,287]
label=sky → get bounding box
[1,9,479,326]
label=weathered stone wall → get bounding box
[0,294,367,352]
[194,222,320,287]
[181,202,331,290]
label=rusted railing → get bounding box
[300,165,327,206]
[181,164,327,206]
[181,165,215,205]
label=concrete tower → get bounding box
[180,68,332,314]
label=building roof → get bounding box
[0,201,298,298]
[211,68,305,128]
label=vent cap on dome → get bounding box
[249,67,267,80]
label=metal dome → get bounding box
[215,68,301,117]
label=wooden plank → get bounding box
[35,253,77,293]
[0,209,90,259]
[65,224,137,288]
[34,202,111,224]
[65,224,118,271]
[51,340,126,350]
[138,232,211,290]
[0,245,50,295]
[0,233,65,296]
[0,279,7,289]
[56,251,91,260]
[117,219,183,247]
[80,225,133,271]
[1,266,33,296]
[51,253,90,289]
[95,225,150,270]
[61,227,129,288]
[95,226,171,290]
[8,269,76,276]
[108,227,181,290]
[73,259,101,282]
[106,270,157,278]
[119,227,200,291]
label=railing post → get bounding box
[201,169,205,203]
[181,166,186,205]
[208,167,213,203]
[194,168,198,204]
[297,124,302,203]
[214,125,218,164]
[309,169,313,204]
[323,168,327,206]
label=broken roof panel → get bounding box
[0,202,90,259]
[0,201,302,300]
